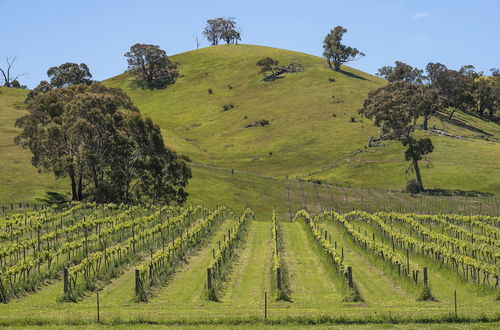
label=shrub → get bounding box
[350,116,356,122]
[208,88,213,94]
[328,77,336,82]
[221,104,235,112]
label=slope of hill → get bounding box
[0,44,499,205]
[105,44,386,178]
[105,44,500,194]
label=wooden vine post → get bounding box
[207,268,212,290]
[347,266,353,288]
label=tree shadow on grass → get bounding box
[436,113,493,137]
[423,189,493,197]
[337,69,368,81]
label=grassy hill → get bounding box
[0,44,499,206]
[105,44,500,194]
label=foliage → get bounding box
[206,208,254,301]
[377,61,424,84]
[271,208,290,300]
[125,44,179,89]
[203,17,241,46]
[256,57,280,75]
[15,82,191,203]
[359,81,444,190]
[323,26,364,71]
[47,63,93,88]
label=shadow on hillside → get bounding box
[436,113,493,137]
[423,189,493,197]
[338,69,368,81]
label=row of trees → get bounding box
[15,62,191,204]
[203,17,242,46]
[378,61,500,119]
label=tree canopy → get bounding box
[377,61,424,84]
[256,57,280,75]
[323,26,364,71]
[359,81,443,191]
[125,43,179,89]
[203,17,241,46]
[47,62,93,88]
[16,82,191,204]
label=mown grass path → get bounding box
[320,220,412,305]
[223,220,272,306]
[280,220,343,307]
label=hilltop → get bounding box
[0,44,499,205]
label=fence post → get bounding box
[63,268,69,294]
[264,291,267,320]
[276,267,281,290]
[96,292,100,323]
[135,269,140,297]
[454,289,457,319]
[207,268,212,290]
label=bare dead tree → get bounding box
[193,31,204,49]
[0,56,26,87]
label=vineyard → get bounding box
[0,202,499,327]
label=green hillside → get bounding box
[0,44,499,206]
[105,44,500,194]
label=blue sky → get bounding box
[1,0,499,88]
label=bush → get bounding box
[406,179,421,194]
[350,116,356,123]
[244,119,270,128]
[221,104,235,112]
[328,77,336,82]
[208,88,213,94]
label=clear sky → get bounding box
[1,0,499,88]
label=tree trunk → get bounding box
[77,174,83,201]
[448,108,456,120]
[423,115,429,130]
[413,158,424,191]
[68,165,78,201]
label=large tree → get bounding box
[323,26,364,71]
[124,44,179,89]
[425,63,476,119]
[359,81,443,191]
[377,61,424,84]
[203,17,241,46]
[15,82,191,204]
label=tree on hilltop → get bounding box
[0,56,27,88]
[323,26,364,71]
[203,17,242,46]
[125,43,179,89]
